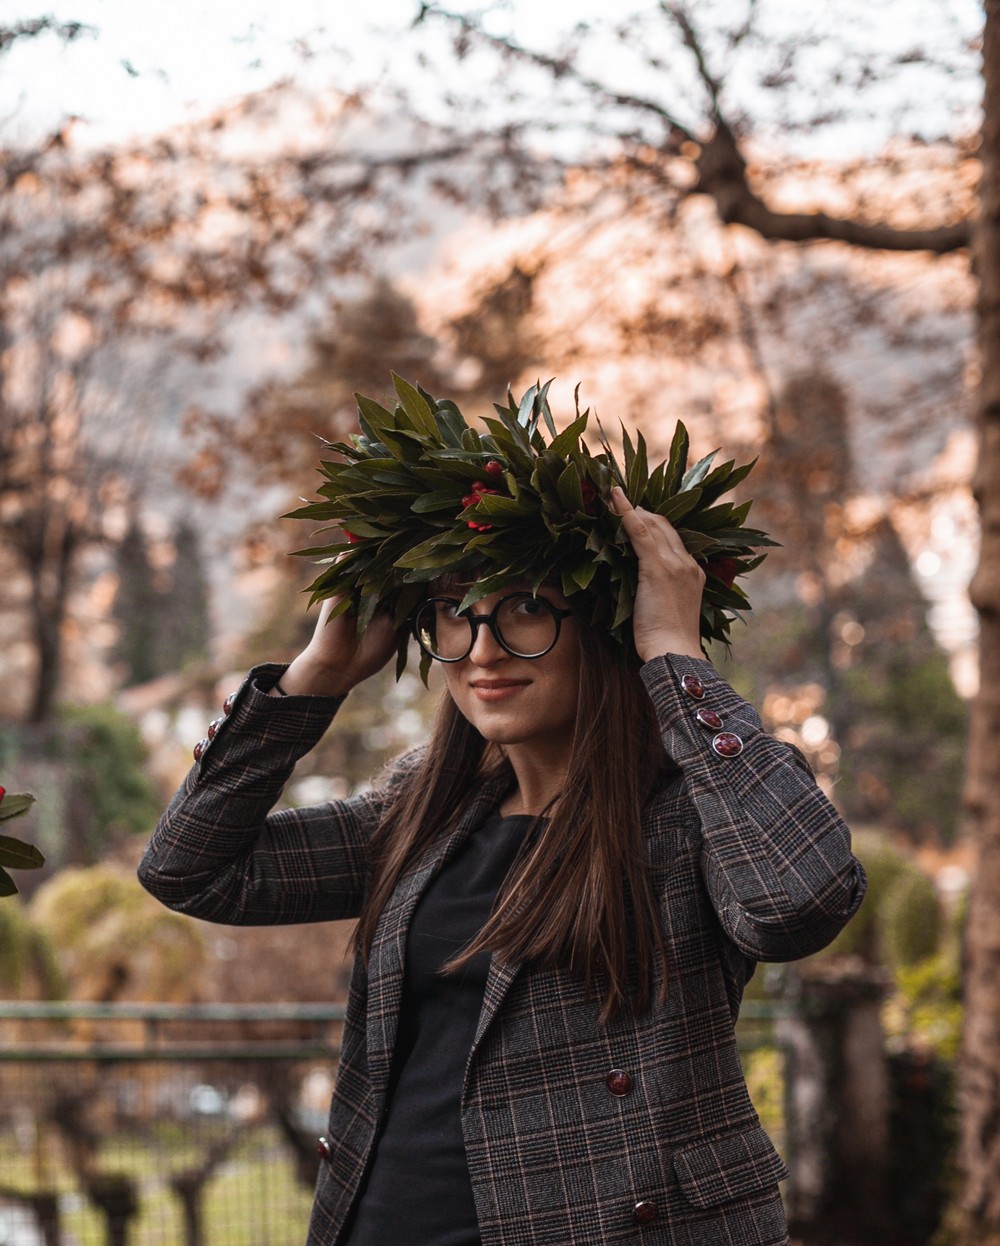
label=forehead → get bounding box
[431,577,569,610]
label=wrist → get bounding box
[636,634,704,663]
[277,654,356,698]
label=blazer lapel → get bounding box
[365,775,510,1100]
[471,954,522,1055]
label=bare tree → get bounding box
[408,2,994,1236]
[0,79,529,722]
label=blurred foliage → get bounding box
[806,830,965,1061]
[888,954,964,1062]
[114,516,162,685]
[721,369,967,845]
[839,651,966,840]
[823,831,942,969]
[53,704,162,862]
[179,279,453,501]
[0,703,161,869]
[741,1046,785,1141]
[114,516,211,686]
[0,895,63,997]
[30,864,206,1002]
[449,262,541,395]
[888,1046,959,1240]
[724,593,966,844]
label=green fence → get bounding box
[0,1001,787,1246]
[0,1002,345,1246]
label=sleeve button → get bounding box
[316,1136,333,1161]
[711,731,744,758]
[206,717,225,740]
[695,707,723,730]
[681,674,705,700]
[193,739,210,762]
[223,692,237,716]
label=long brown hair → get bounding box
[353,624,674,1023]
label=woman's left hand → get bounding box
[610,485,706,662]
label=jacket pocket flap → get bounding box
[673,1124,789,1209]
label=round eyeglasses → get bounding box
[412,593,573,663]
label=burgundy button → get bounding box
[207,717,225,740]
[681,674,705,700]
[633,1200,659,1225]
[606,1069,634,1097]
[695,707,723,731]
[712,731,744,758]
[193,738,210,762]
[316,1136,333,1161]
[223,692,237,716]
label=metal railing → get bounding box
[0,1002,347,1246]
[0,1000,788,1246]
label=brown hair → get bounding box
[353,624,674,1023]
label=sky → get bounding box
[1,0,614,145]
[0,0,984,152]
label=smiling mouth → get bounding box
[470,680,530,701]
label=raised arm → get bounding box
[611,486,866,961]
[139,593,405,926]
[642,654,865,960]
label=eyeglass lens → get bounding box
[415,594,561,661]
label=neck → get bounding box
[500,742,570,816]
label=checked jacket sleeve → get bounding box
[138,664,414,927]
[642,653,867,962]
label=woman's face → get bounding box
[437,584,582,760]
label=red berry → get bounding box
[706,556,740,588]
[0,786,5,803]
[485,460,504,477]
[471,480,489,493]
[461,494,477,508]
[343,529,362,544]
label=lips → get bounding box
[470,679,530,701]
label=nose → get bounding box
[467,616,507,665]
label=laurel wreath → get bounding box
[287,375,777,678]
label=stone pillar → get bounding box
[776,960,893,1245]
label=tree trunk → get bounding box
[959,3,1000,1240]
[24,512,76,724]
[778,964,893,1245]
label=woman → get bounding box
[139,383,866,1246]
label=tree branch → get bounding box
[422,3,695,150]
[660,1,725,122]
[693,121,972,253]
[0,17,93,56]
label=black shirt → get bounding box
[344,811,534,1246]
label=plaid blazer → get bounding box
[139,653,866,1246]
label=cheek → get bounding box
[441,668,466,708]
[551,649,582,719]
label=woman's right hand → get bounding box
[273,595,398,697]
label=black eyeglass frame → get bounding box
[412,592,573,663]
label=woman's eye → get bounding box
[513,597,544,616]
[436,601,461,620]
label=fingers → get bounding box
[610,486,699,566]
[610,484,706,660]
